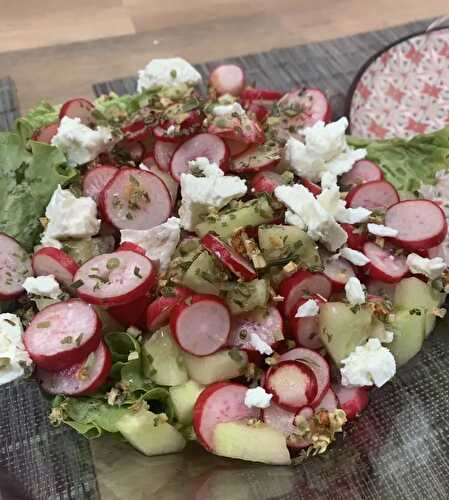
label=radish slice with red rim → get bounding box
[24,299,101,371]
[209,115,265,145]
[340,159,383,190]
[261,403,311,449]
[363,241,408,283]
[225,139,250,158]
[73,250,156,307]
[300,178,322,196]
[154,140,178,172]
[37,341,111,396]
[385,199,448,251]
[170,133,229,181]
[141,156,179,207]
[201,233,257,281]
[59,98,95,125]
[246,102,269,122]
[341,223,368,251]
[280,347,330,406]
[346,180,399,211]
[279,270,332,317]
[32,247,79,287]
[209,65,245,96]
[114,140,145,164]
[193,382,259,451]
[99,168,172,230]
[32,122,59,144]
[333,384,369,421]
[230,141,282,174]
[116,242,146,255]
[288,295,326,350]
[323,255,356,291]
[83,165,119,203]
[250,171,285,194]
[241,87,283,103]
[122,119,151,142]
[0,233,33,300]
[171,294,231,356]
[146,287,192,332]
[312,387,338,412]
[266,360,318,412]
[108,293,150,329]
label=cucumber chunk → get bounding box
[212,422,291,465]
[394,277,444,336]
[62,236,115,265]
[195,196,275,239]
[183,349,248,385]
[389,308,425,367]
[143,327,188,386]
[169,380,204,424]
[319,302,372,365]
[181,251,228,296]
[225,279,269,314]
[117,408,186,456]
[258,225,321,268]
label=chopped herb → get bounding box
[126,212,134,220]
[88,274,109,284]
[134,266,143,279]
[170,69,177,79]
[60,336,73,345]
[75,334,84,347]
[129,174,140,187]
[409,308,422,316]
[3,318,16,326]
[37,321,51,329]
[239,329,248,340]
[228,347,244,363]
[71,279,84,289]
[106,257,120,270]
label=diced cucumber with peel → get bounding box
[181,251,224,296]
[394,277,444,336]
[225,279,269,315]
[319,303,372,365]
[389,308,425,367]
[62,236,115,265]
[116,408,185,456]
[169,380,204,424]
[195,197,275,239]
[258,225,321,268]
[183,349,248,385]
[143,328,188,386]
[212,422,291,465]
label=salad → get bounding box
[1,57,449,466]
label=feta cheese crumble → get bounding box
[188,157,224,177]
[179,163,247,230]
[249,333,273,355]
[284,118,366,182]
[340,247,370,267]
[406,253,446,280]
[51,117,112,166]
[23,275,61,299]
[244,386,273,409]
[213,102,245,116]
[0,314,32,385]
[367,223,399,238]
[121,217,182,272]
[340,338,396,387]
[345,277,366,305]
[137,57,202,92]
[295,299,320,317]
[40,186,100,248]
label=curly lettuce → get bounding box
[16,101,59,142]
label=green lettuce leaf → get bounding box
[347,125,449,192]
[16,100,59,142]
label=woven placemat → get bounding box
[0,77,19,132]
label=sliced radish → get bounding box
[346,180,399,211]
[193,382,258,451]
[108,293,150,329]
[209,65,245,96]
[99,168,171,230]
[250,171,285,194]
[117,241,146,255]
[73,250,156,307]
[23,299,101,371]
[37,341,111,396]
[266,360,318,412]
[153,125,185,144]
[146,287,192,332]
[385,200,447,251]
[230,142,282,174]
[312,387,338,412]
[246,101,269,122]
[201,233,256,281]
[363,242,408,283]
[228,305,284,359]
[300,178,322,196]
[141,155,179,207]
[333,384,369,421]
[288,295,326,350]
[224,139,250,158]
[83,165,119,203]
[279,270,332,317]
[115,140,145,163]
[32,122,59,144]
[323,255,356,291]
[154,111,202,143]
[241,87,283,103]
[59,98,95,125]
[170,294,231,356]
[280,348,330,406]
[32,247,79,287]
[0,233,33,300]
[170,133,229,181]
[341,223,368,251]
[154,140,178,172]
[208,116,265,145]
[122,119,151,142]
[261,403,309,449]
[340,160,383,190]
